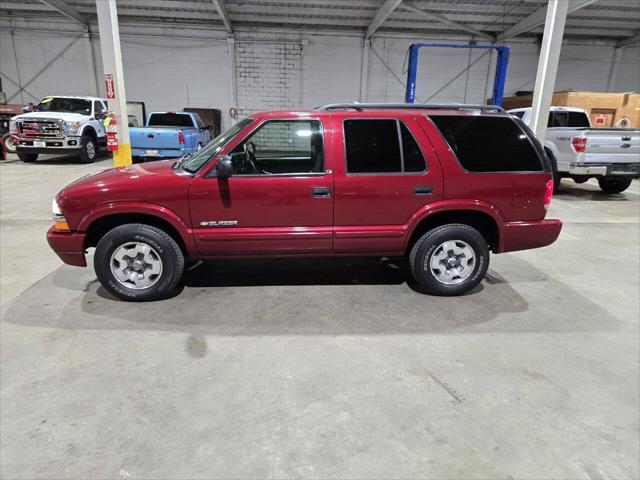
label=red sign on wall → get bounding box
[104,74,115,99]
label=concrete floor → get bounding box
[1,152,639,479]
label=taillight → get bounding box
[178,131,185,145]
[544,179,554,210]
[571,136,586,153]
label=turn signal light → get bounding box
[178,131,185,144]
[571,136,587,153]
[544,179,554,211]
[53,214,70,232]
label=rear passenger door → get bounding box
[332,116,443,254]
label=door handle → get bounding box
[312,187,331,198]
[414,186,433,196]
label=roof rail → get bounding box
[315,102,505,113]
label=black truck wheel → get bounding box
[409,224,489,296]
[597,177,632,194]
[94,224,185,301]
[17,152,38,162]
[78,134,97,163]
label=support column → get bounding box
[359,38,370,102]
[96,0,131,166]
[606,47,623,92]
[84,28,99,96]
[227,36,237,122]
[529,0,569,144]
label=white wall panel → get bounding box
[1,21,638,130]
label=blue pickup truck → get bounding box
[129,111,212,161]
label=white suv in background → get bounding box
[10,96,108,163]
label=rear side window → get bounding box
[429,115,542,172]
[344,119,426,173]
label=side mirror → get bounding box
[216,155,234,178]
[21,106,31,113]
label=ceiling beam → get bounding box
[500,0,598,39]
[366,0,403,38]
[210,0,232,34]
[39,0,87,26]
[617,33,640,48]
[399,2,495,41]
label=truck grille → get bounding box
[18,119,62,138]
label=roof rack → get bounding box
[315,102,505,113]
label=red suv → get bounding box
[47,103,561,301]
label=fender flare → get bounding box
[402,199,506,251]
[77,201,198,254]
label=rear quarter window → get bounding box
[429,115,543,173]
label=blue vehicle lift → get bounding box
[404,43,510,106]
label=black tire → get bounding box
[94,223,185,301]
[597,177,632,194]
[545,149,561,193]
[17,152,38,162]
[78,134,97,163]
[2,132,16,154]
[409,224,489,296]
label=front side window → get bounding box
[430,115,543,173]
[93,101,107,116]
[180,118,253,174]
[344,119,426,174]
[230,120,324,175]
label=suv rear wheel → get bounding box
[17,152,38,162]
[78,134,97,163]
[409,224,489,296]
[94,224,184,301]
[597,177,632,194]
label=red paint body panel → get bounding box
[46,227,87,267]
[47,107,562,267]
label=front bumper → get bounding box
[46,226,87,267]
[14,135,82,153]
[498,219,563,253]
[568,162,640,178]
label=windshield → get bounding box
[180,118,254,174]
[148,113,193,127]
[35,97,91,115]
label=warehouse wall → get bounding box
[1,20,638,131]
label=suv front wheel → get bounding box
[94,224,185,301]
[409,224,489,296]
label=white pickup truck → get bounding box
[509,106,639,194]
[9,95,108,163]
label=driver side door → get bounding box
[189,118,334,257]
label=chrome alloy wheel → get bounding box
[427,240,475,285]
[110,242,163,289]
[86,141,96,159]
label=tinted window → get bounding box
[429,115,542,172]
[231,120,324,175]
[93,101,106,115]
[548,111,568,127]
[568,112,590,127]
[345,119,401,173]
[400,123,426,172]
[148,113,193,127]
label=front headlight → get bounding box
[52,197,69,231]
[9,119,17,134]
[64,121,82,136]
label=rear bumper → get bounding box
[568,162,640,178]
[498,219,562,253]
[46,226,87,267]
[131,147,187,159]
